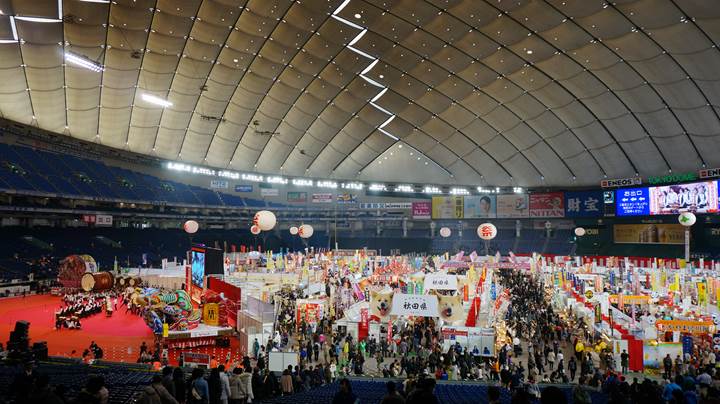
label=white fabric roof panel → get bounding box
[0,0,717,186]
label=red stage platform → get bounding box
[0,295,242,366]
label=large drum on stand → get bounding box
[81,272,115,292]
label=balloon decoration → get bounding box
[183,220,199,234]
[298,224,314,239]
[439,227,451,238]
[678,211,696,227]
[477,223,497,240]
[574,227,586,237]
[253,210,277,231]
[289,226,299,235]
[250,225,261,235]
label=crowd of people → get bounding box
[54,292,118,330]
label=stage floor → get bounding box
[0,294,241,365]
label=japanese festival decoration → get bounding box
[390,293,440,318]
[574,227,586,237]
[289,226,299,235]
[298,224,314,238]
[439,227,451,238]
[183,220,199,234]
[132,289,201,333]
[250,225,261,235]
[253,210,277,231]
[678,211,696,227]
[477,223,497,240]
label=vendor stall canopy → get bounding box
[1,0,719,187]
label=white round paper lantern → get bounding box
[477,223,497,240]
[678,211,696,227]
[289,226,299,235]
[574,227,586,237]
[183,220,199,234]
[439,227,451,238]
[253,210,277,231]
[250,225,261,235]
[298,224,314,239]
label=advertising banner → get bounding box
[336,193,357,204]
[564,191,603,217]
[649,181,718,215]
[95,214,113,226]
[210,180,228,189]
[601,177,642,188]
[286,192,307,203]
[359,308,369,340]
[359,202,412,209]
[234,185,253,192]
[412,201,432,219]
[464,195,496,218]
[312,193,333,203]
[390,294,440,317]
[431,196,464,219]
[496,194,529,218]
[260,188,279,197]
[529,192,565,217]
[613,224,685,245]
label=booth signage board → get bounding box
[424,273,458,291]
[390,294,439,317]
[269,352,299,373]
[655,320,715,334]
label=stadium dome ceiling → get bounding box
[0,0,719,187]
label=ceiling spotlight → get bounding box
[354,13,361,19]
[65,51,104,72]
[141,93,173,107]
[526,49,533,54]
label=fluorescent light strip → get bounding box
[58,0,63,19]
[14,16,61,23]
[379,114,395,129]
[370,102,393,116]
[65,52,104,72]
[361,59,379,75]
[9,17,17,40]
[379,128,399,140]
[331,14,364,30]
[370,87,388,103]
[0,39,18,44]
[332,0,352,15]
[348,29,367,46]
[347,45,375,60]
[78,0,111,3]
[141,93,173,107]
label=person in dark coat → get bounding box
[172,367,186,403]
[208,368,222,404]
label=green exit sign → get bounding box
[647,172,698,185]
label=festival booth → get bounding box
[296,298,327,329]
[334,301,370,341]
[441,326,496,356]
[237,295,275,356]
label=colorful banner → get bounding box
[613,224,685,245]
[359,308,369,340]
[431,196,464,219]
[463,195,496,218]
[649,181,718,215]
[311,193,333,203]
[655,320,715,334]
[496,194,529,218]
[529,192,565,217]
[287,192,307,203]
[608,295,650,305]
[564,191,603,217]
[412,201,432,219]
[336,193,357,204]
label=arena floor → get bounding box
[0,294,240,365]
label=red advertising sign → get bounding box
[529,192,565,217]
[359,308,369,340]
[412,201,432,219]
[387,319,393,342]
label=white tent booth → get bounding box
[333,300,368,341]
